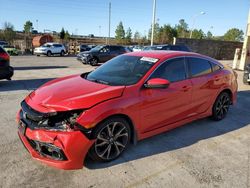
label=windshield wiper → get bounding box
[87,78,110,85]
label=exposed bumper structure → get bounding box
[18,125,94,170]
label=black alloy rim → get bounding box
[215,94,230,119]
[94,122,129,160]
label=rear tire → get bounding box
[60,50,65,56]
[211,92,231,121]
[89,117,131,162]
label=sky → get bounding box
[1,0,249,37]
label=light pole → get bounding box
[36,19,38,32]
[150,0,156,46]
[108,2,111,44]
[189,11,206,38]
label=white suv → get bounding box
[34,43,66,56]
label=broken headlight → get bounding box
[38,110,83,132]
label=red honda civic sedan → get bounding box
[17,51,237,170]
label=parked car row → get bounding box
[77,45,130,66]
[143,44,191,52]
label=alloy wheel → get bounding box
[94,121,129,161]
[214,93,230,120]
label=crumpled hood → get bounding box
[25,74,125,113]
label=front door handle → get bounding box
[213,76,220,81]
[181,85,191,92]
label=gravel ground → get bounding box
[0,56,249,188]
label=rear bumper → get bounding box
[0,66,14,80]
[17,122,94,170]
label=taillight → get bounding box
[0,52,9,61]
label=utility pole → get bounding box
[108,2,111,44]
[151,0,156,46]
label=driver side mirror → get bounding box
[144,78,170,89]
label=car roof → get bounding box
[128,50,197,59]
[128,50,220,65]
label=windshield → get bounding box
[90,45,104,52]
[85,55,158,86]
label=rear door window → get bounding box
[187,57,212,77]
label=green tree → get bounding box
[158,24,177,44]
[65,30,70,40]
[191,29,205,39]
[223,28,244,42]
[125,27,132,44]
[60,27,65,40]
[3,22,16,43]
[148,22,160,43]
[115,21,125,43]
[24,20,33,33]
[206,31,213,39]
[133,31,141,43]
[175,19,189,38]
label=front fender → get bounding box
[76,96,141,136]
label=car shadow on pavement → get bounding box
[0,78,55,92]
[86,90,250,169]
[14,66,68,70]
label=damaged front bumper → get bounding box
[16,102,95,170]
[18,126,94,170]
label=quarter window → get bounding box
[211,62,221,72]
[150,58,186,82]
[187,57,212,77]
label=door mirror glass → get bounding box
[144,78,170,89]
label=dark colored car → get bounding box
[77,45,129,66]
[0,40,8,47]
[243,64,250,85]
[79,45,91,52]
[0,46,14,80]
[17,51,237,169]
[144,44,191,52]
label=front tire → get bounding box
[89,117,131,162]
[89,57,98,66]
[47,51,52,57]
[211,92,231,121]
